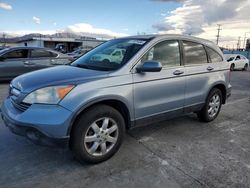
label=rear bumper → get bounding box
[0,97,72,147]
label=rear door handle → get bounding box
[173,70,184,75]
[207,66,214,71]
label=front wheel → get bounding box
[71,105,125,164]
[197,88,222,122]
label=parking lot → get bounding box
[0,70,249,188]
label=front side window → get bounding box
[183,41,208,65]
[235,56,241,60]
[71,38,150,71]
[141,40,180,68]
[3,49,28,59]
[205,47,223,63]
[30,49,52,58]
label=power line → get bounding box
[216,24,222,45]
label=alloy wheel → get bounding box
[84,117,118,157]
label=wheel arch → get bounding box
[208,83,227,104]
[67,98,132,138]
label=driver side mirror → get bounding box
[136,61,162,73]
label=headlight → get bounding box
[23,85,75,104]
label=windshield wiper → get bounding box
[75,64,92,69]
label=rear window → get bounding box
[30,49,53,58]
[183,41,208,65]
[205,47,223,63]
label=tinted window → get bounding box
[183,41,208,65]
[205,47,223,63]
[3,49,28,59]
[141,40,180,67]
[30,49,52,58]
[235,56,241,60]
[72,38,149,71]
[50,52,58,57]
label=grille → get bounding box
[9,86,31,112]
[11,98,31,112]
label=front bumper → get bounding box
[0,97,73,147]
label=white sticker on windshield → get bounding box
[128,40,146,45]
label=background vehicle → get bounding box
[224,54,249,71]
[67,48,90,60]
[1,35,231,164]
[91,48,125,63]
[0,47,71,81]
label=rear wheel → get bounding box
[197,88,222,122]
[230,64,235,71]
[243,64,248,71]
[71,105,125,164]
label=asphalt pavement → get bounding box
[0,70,249,188]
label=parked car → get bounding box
[67,48,90,60]
[0,47,71,81]
[91,48,125,63]
[1,35,231,164]
[224,54,249,71]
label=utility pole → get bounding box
[216,24,222,45]
[237,36,241,50]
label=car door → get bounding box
[240,55,248,68]
[183,41,221,112]
[133,40,185,124]
[234,55,242,69]
[29,49,54,71]
[0,49,29,79]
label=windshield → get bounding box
[227,56,235,62]
[71,38,150,71]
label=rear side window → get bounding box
[3,49,28,59]
[205,47,223,63]
[141,40,180,68]
[30,49,53,58]
[183,41,208,65]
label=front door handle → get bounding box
[207,66,214,71]
[173,70,184,75]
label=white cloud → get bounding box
[1,23,129,39]
[64,23,128,38]
[1,30,56,36]
[32,16,41,24]
[152,0,250,47]
[0,2,12,10]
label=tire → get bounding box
[230,64,235,71]
[71,105,125,164]
[243,64,248,71]
[197,88,222,122]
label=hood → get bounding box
[11,65,109,93]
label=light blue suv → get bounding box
[1,35,231,163]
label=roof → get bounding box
[121,34,215,45]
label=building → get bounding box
[0,33,106,52]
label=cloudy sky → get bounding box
[0,0,250,48]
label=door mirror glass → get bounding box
[136,61,162,73]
